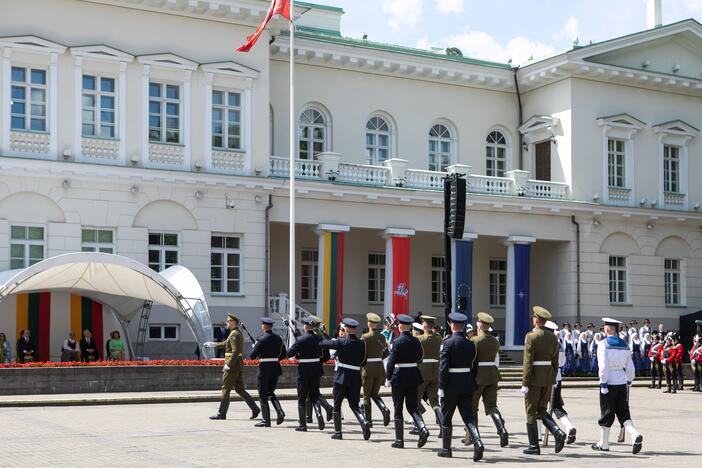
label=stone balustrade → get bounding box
[10,131,50,155]
[608,187,632,206]
[664,191,686,209]
[81,137,120,162]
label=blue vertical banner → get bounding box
[513,243,531,346]
[452,239,473,322]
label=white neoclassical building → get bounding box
[0,0,701,358]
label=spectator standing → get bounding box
[80,329,100,362]
[108,331,125,360]
[638,320,651,341]
[61,332,80,362]
[0,332,11,363]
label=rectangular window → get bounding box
[368,253,386,303]
[486,146,506,177]
[210,234,241,294]
[609,256,627,304]
[148,325,179,341]
[489,259,507,307]
[149,82,180,143]
[82,75,116,138]
[664,259,681,306]
[212,90,242,150]
[300,249,318,302]
[607,138,626,188]
[148,232,179,272]
[11,66,47,132]
[663,145,680,193]
[431,256,447,306]
[81,228,114,253]
[10,225,45,269]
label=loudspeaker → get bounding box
[444,176,466,239]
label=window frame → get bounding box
[81,228,115,254]
[148,231,179,272]
[428,123,454,172]
[608,255,628,305]
[147,324,180,341]
[488,258,507,308]
[298,107,328,160]
[367,252,386,304]
[300,248,319,303]
[211,89,243,151]
[431,256,447,306]
[10,65,48,133]
[365,115,392,165]
[486,130,508,177]
[663,145,681,194]
[664,258,684,307]
[148,81,182,144]
[9,224,46,269]
[81,74,117,139]
[607,138,626,188]
[210,234,243,295]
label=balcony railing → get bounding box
[405,169,447,190]
[270,156,320,179]
[664,191,686,210]
[607,187,632,206]
[338,163,389,185]
[468,174,513,195]
[526,179,569,199]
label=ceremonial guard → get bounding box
[306,316,334,422]
[361,313,391,427]
[544,320,577,444]
[470,312,509,447]
[206,314,260,420]
[438,312,484,461]
[649,332,663,389]
[689,336,701,392]
[386,314,430,449]
[287,316,330,432]
[320,317,371,440]
[592,318,643,454]
[671,334,684,391]
[662,334,676,393]
[415,315,442,435]
[249,317,287,427]
[521,306,566,455]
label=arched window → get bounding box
[299,108,327,159]
[428,124,452,171]
[365,116,391,165]
[486,130,508,177]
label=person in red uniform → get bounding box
[661,335,675,394]
[648,332,663,389]
[689,337,701,392]
[670,334,684,391]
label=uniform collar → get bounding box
[452,331,465,337]
[401,330,412,337]
[347,333,358,340]
[264,330,272,334]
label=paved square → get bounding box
[2,387,700,467]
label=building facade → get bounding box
[0,0,701,358]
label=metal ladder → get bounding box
[135,300,153,361]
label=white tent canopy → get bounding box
[0,252,214,358]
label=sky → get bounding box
[307,0,702,65]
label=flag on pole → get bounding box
[236,0,291,52]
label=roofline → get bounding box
[296,1,344,14]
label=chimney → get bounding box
[646,0,662,29]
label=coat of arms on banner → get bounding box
[394,283,409,297]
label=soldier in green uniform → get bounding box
[470,312,509,447]
[521,306,566,455]
[361,312,391,427]
[415,315,442,435]
[206,314,260,420]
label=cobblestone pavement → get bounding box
[1,387,700,467]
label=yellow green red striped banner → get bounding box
[15,292,51,361]
[70,294,104,359]
[320,231,345,331]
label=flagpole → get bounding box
[288,0,296,347]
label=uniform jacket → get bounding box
[689,345,702,364]
[214,328,244,369]
[521,326,559,387]
[249,330,286,378]
[649,341,662,361]
[386,330,423,387]
[417,331,441,381]
[16,337,35,362]
[321,334,366,386]
[439,331,477,395]
[361,328,388,379]
[287,330,330,379]
[670,343,684,364]
[597,335,635,387]
[471,331,501,385]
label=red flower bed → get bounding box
[0,359,333,369]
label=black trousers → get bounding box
[598,384,631,428]
[676,363,684,387]
[391,383,419,420]
[441,392,475,428]
[332,382,361,412]
[552,381,568,419]
[258,375,280,404]
[651,361,662,384]
[297,374,321,407]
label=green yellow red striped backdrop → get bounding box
[70,294,104,360]
[15,292,51,361]
[319,231,345,332]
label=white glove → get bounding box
[520,386,529,395]
[223,364,230,371]
[438,389,445,398]
[600,387,609,395]
[661,359,667,364]
[203,342,215,348]
[384,379,391,388]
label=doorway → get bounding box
[534,141,551,181]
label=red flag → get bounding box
[237,0,291,52]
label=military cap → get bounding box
[696,320,702,326]
[412,322,423,331]
[466,324,474,332]
[448,312,467,323]
[342,317,359,328]
[420,315,437,323]
[544,320,558,331]
[396,314,414,325]
[303,316,318,326]
[602,317,622,326]
[532,306,552,319]
[309,315,323,323]
[476,312,494,324]
[366,313,382,323]
[226,313,239,322]
[671,333,680,342]
[260,317,274,325]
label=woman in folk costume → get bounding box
[590,333,603,373]
[641,333,652,377]
[578,332,590,375]
[563,332,575,376]
[629,332,644,376]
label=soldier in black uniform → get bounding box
[320,317,371,441]
[386,314,429,449]
[437,312,484,461]
[287,316,330,432]
[304,316,334,424]
[249,317,287,427]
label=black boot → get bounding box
[352,407,371,440]
[466,422,484,462]
[649,372,656,389]
[270,395,285,425]
[364,401,373,428]
[491,411,509,447]
[392,419,404,448]
[320,396,333,422]
[209,398,230,420]
[296,405,307,432]
[255,401,271,427]
[331,411,343,440]
[242,392,260,420]
[542,414,566,454]
[313,401,325,431]
[437,425,452,458]
[373,396,391,427]
[523,423,540,455]
[410,411,430,448]
[434,407,443,438]
[306,399,313,423]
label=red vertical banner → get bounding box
[91,300,104,360]
[391,237,410,317]
[37,292,51,362]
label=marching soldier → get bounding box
[648,331,663,389]
[437,312,483,461]
[206,314,260,420]
[662,334,676,393]
[544,320,577,444]
[689,336,701,392]
[521,306,566,455]
[249,317,287,427]
[320,317,371,440]
[416,315,442,436]
[470,312,509,447]
[386,314,429,449]
[361,313,391,427]
[304,316,334,424]
[671,333,684,391]
[287,316,330,432]
[592,318,643,454]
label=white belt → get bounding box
[338,363,361,371]
[478,362,496,367]
[449,368,471,373]
[396,363,418,368]
[259,358,279,363]
[534,361,552,366]
[366,358,383,362]
[297,358,320,363]
[422,359,438,363]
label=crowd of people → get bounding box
[0,328,126,363]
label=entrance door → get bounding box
[534,141,551,181]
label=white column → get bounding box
[49,52,59,158]
[118,61,127,164]
[204,72,213,171]
[141,64,150,164]
[244,78,253,175]
[183,70,191,169]
[382,228,415,319]
[73,55,83,161]
[504,236,535,350]
[1,48,11,154]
